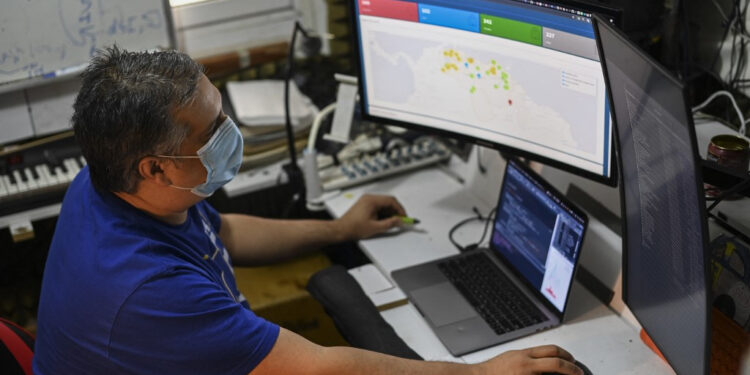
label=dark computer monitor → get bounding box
[350,0,621,186]
[593,15,711,375]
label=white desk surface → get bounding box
[325,166,675,374]
[327,167,478,278]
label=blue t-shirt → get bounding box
[33,167,279,375]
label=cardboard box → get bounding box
[233,253,348,347]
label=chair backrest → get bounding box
[0,318,34,375]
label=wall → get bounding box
[171,0,329,59]
[0,0,332,149]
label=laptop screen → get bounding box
[491,160,586,312]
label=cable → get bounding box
[385,138,409,151]
[692,90,747,135]
[712,0,729,22]
[476,147,487,174]
[474,207,497,248]
[727,0,749,89]
[448,207,497,252]
[706,176,750,212]
[448,216,482,252]
[708,0,747,88]
[307,102,336,152]
[281,21,321,217]
[709,16,733,72]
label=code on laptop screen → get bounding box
[492,161,584,311]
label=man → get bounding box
[33,47,584,375]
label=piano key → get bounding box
[15,169,28,184]
[40,165,57,185]
[79,156,87,166]
[49,165,62,185]
[62,165,74,183]
[3,175,18,194]
[64,158,79,180]
[54,166,68,183]
[35,165,50,188]
[60,160,71,180]
[12,170,28,192]
[0,177,7,197]
[72,158,82,173]
[24,168,39,190]
[70,157,82,171]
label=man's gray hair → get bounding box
[72,46,204,193]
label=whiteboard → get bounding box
[0,0,174,93]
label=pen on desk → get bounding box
[398,216,420,225]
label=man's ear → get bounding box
[138,156,172,186]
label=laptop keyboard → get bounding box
[438,252,547,335]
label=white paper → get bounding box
[0,91,34,145]
[27,79,79,136]
[348,264,394,294]
[226,80,318,127]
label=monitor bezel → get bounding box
[348,0,623,187]
[592,13,712,375]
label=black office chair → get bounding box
[307,265,422,360]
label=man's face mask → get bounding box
[157,116,244,197]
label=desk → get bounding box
[325,166,675,374]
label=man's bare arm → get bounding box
[251,328,583,375]
[218,195,406,266]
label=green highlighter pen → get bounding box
[398,216,421,225]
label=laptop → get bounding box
[392,158,588,356]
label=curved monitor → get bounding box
[593,14,710,375]
[351,0,620,186]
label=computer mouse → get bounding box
[542,360,593,375]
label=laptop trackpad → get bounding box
[411,282,477,327]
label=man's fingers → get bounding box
[381,196,407,217]
[357,216,401,239]
[528,357,582,375]
[526,345,574,361]
[365,194,407,216]
[371,216,401,231]
[385,216,403,228]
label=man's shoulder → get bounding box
[45,217,202,312]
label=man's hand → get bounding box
[477,345,583,375]
[253,329,584,375]
[335,194,407,241]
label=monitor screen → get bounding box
[593,15,710,375]
[351,0,619,185]
[492,159,586,312]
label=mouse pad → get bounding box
[411,282,477,326]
